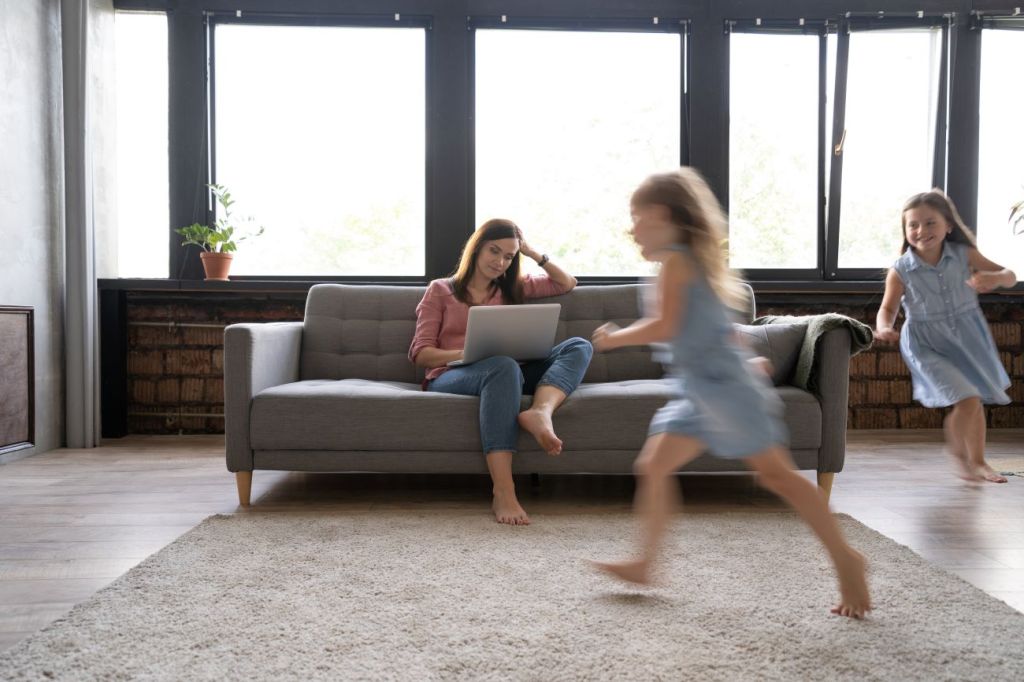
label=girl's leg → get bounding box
[949,397,1007,483]
[429,357,529,524]
[594,432,705,585]
[519,337,593,455]
[944,404,981,482]
[746,447,871,619]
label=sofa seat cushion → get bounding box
[251,379,466,452]
[556,382,820,453]
[250,378,821,454]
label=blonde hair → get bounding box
[631,167,747,309]
[900,188,977,254]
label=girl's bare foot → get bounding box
[518,409,563,455]
[591,559,651,585]
[948,449,983,482]
[492,490,531,525]
[830,549,872,619]
[974,462,1008,484]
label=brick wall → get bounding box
[757,297,1023,430]
[123,291,1023,434]
[126,293,305,434]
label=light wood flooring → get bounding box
[1,430,1022,651]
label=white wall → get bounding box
[0,0,67,460]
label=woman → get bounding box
[408,219,593,526]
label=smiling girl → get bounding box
[875,189,1017,483]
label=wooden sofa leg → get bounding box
[236,471,253,507]
[817,472,834,503]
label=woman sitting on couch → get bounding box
[409,219,593,526]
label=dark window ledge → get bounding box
[99,277,1024,298]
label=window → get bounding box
[474,26,684,277]
[114,12,168,277]
[212,22,426,276]
[729,31,822,271]
[834,26,945,270]
[977,27,1024,276]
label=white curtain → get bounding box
[61,0,97,448]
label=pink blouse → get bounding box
[408,275,569,384]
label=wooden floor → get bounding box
[1,430,1022,651]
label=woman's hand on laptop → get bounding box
[592,322,621,352]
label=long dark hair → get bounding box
[900,189,977,254]
[450,218,524,304]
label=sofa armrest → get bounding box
[813,327,852,474]
[224,322,303,472]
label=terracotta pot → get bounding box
[200,252,233,281]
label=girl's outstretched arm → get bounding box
[966,248,1017,293]
[875,268,904,345]
[593,252,692,351]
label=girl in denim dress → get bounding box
[590,168,871,619]
[876,189,1016,483]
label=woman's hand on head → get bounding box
[592,322,621,352]
[874,327,899,345]
[517,234,540,262]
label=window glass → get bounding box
[837,28,942,269]
[729,33,819,270]
[115,12,169,277]
[977,29,1024,277]
[214,25,426,276]
[475,29,681,276]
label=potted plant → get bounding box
[1011,192,1024,237]
[175,184,264,281]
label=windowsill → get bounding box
[97,277,1024,298]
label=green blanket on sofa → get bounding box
[751,314,874,394]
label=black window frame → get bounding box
[826,13,954,280]
[203,10,434,282]
[724,17,834,281]
[970,9,1024,259]
[725,14,953,282]
[467,15,692,283]
[109,1,1019,293]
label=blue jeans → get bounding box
[427,337,593,454]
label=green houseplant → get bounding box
[1011,193,1024,237]
[175,184,264,281]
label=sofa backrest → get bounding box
[299,283,673,383]
[299,282,758,384]
[301,285,425,383]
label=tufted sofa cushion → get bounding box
[300,283,669,384]
[734,322,807,385]
[299,282,758,385]
[301,285,425,383]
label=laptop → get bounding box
[447,303,562,367]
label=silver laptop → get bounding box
[447,303,562,367]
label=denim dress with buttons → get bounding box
[647,245,787,458]
[893,241,1010,408]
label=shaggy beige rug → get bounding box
[988,457,1024,477]
[1,511,1022,681]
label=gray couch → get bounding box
[225,284,852,506]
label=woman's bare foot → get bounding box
[492,489,531,525]
[974,462,1008,484]
[518,409,563,455]
[591,559,651,585]
[830,549,872,619]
